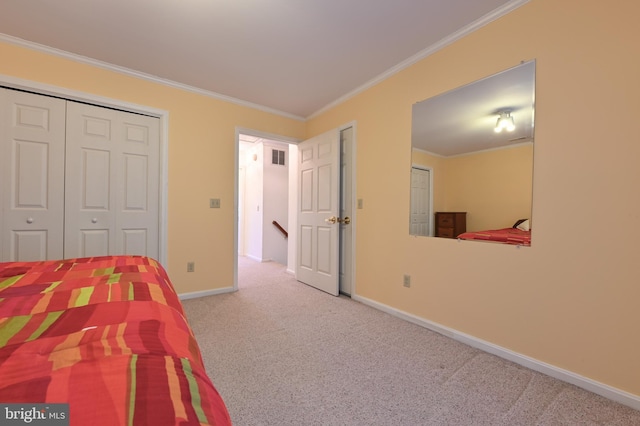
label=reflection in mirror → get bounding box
[410,60,535,246]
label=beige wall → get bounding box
[2,0,639,401]
[413,144,533,231]
[308,0,640,398]
[0,41,305,295]
[446,144,533,231]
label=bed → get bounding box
[457,219,531,246]
[0,255,231,425]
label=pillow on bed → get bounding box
[515,219,530,231]
[512,219,528,229]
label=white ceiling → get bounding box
[0,0,526,120]
[412,60,535,157]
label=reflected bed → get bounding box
[458,227,531,246]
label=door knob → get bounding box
[338,216,351,225]
[325,216,338,224]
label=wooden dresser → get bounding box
[435,212,467,238]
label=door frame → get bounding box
[234,122,357,297]
[340,121,357,298]
[0,74,170,267]
[233,128,300,292]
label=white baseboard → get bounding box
[352,294,640,412]
[245,255,278,263]
[178,286,235,300]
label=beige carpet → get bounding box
[181,257,640,425]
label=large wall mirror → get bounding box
[410,60,535,246]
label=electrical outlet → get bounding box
[403,274,411,288]
[209,198,221,208]
[187,262,195,272]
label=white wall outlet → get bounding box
[187,262,195,272]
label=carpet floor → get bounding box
[181,257,640,425]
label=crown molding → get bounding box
[307,0,530,120]
[0,33,306,122]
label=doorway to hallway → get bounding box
[234,125,356,296]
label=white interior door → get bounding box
[296,130,340,296]
[64,102,159,259]
[0,89,66,261]
[410,167,431,236]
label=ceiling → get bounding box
[412,60,535,157]
[0,0,525,120]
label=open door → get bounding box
[296,130,340,296]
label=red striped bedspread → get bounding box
[0,256,231,425]
[457,228,531,246]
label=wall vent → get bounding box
[272,149,285,166]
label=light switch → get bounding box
[357,199,364,209]
[210,198,221,208]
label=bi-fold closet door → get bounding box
[0,88,160,262]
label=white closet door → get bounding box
[0,89,66,261]
[410,167,431,236]
[64,102,159,259]
[118,110,160,259]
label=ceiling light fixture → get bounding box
[494,111,515,133]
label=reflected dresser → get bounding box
[435,212,467,238]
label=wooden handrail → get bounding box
[272,220,288,238]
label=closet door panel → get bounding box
[75,145,112,255]
[0,89,65,261]
[82,148,111,209]
[78,148,112,239]
[122,229,147,255]
[64,102,117,258]
[119,116,159,259]
[65,102,159,259]
[11,231,48,261]
[79,229,110,257]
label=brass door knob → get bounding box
[325,216,338,224]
